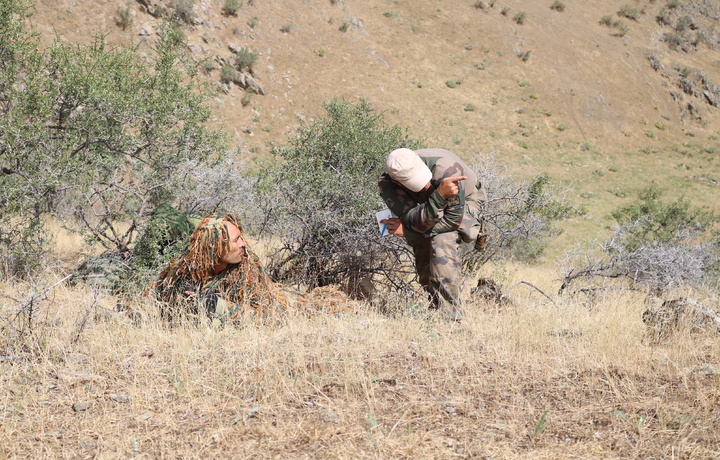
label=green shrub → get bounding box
[663,32,682,50]
[200,58,214,74]
[248,16,258,29]
[501,7,510,16]
[241,88,253,107]
[220,64,236,83]
[233,46,258,73]
[339,22,349,32]
[613,20,628,36]
[0,17,228,276]
[174,0,195,24]
[656,8,672,26]
[610,185,714,251]
[513,12,527,24]
[116,4,133,30]
[474,1,486,9]
[617,5,641,21]
[222,0,242,16]
[561,186,719,295]
[280,24,293,33]
[550,1,565,12]
[253,98,422,290]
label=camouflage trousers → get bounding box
[408,231,462,309]
[407,200,484,309]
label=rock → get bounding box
[697,364,716,376]
[108,394,131,403]
[72,401,91,413]
[472,277,513,307]
[320,410,341,424]
[243,74,265,95]
[643,297,720,343]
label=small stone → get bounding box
[320,410,341,424]
[443,405,457,415]
[72,401,91,413]
[108,394,131,403]
[697,364,716,375]
[465,44,474,50]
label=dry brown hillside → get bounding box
[29,0,720,221]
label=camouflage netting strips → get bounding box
[148,212,354,324]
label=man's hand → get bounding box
[380,217,405,238]
[437,176,467,199]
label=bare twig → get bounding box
[506,280,555,304]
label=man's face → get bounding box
[219,222,246,265]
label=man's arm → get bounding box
[379,175,467,237]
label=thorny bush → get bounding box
[560,185,720,296]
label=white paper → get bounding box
[375,208,395,237]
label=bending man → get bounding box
[379,148,486,320]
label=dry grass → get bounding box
[2,265,719,459]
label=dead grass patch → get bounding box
[2,269,719,458]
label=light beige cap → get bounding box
[385,148,432,192]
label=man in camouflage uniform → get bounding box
[379,148,487,320]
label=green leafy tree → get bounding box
[609,184,714,252]
[0,4,228,276]
[253,98,422,291]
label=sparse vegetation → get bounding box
[339,21,349,32]
[600,15,629,37]
[617,5,642,21]
[115,3,132,30]
[517,50,531,62]
[222,0,242,17]
[173,0,195,24]
[241,88,253,107]
[513,11,527,25]
[220,64,236,83]
[501,7,510,16]
[247,16,258,29]
[233,46,258,73]
[474,1,486,10]
[550,1,565,12]
[280,23,292,33]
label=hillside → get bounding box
[26,0,720,236]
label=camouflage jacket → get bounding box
[378,148,486,241]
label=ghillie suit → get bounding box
[131,204,202,272]
[149,212,352,324]
[73,205,200,293]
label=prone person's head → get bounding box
[184,212,248,276]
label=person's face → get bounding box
[219,222,246,265]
